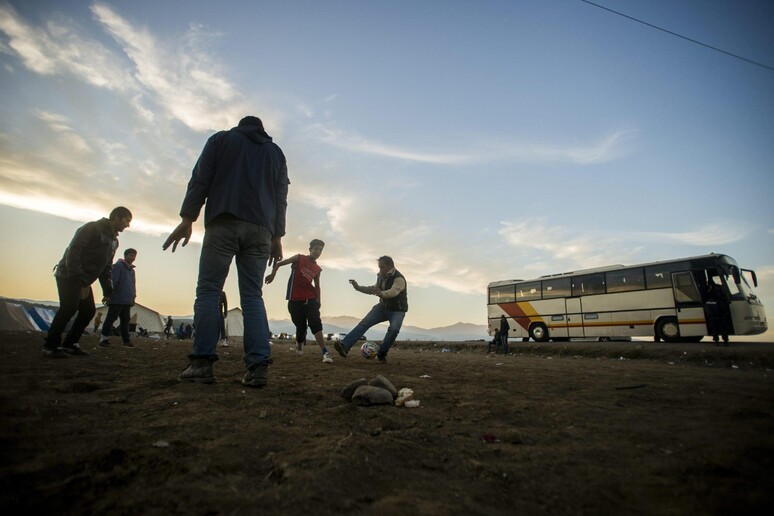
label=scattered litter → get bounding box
[420,374,431,379]
[441,348,451,353]
[481,433,501,443]
[404,400,420,408]
[615,384,647,390]
[667,361,675,365]
[619,356,626,360]
[395,388,414,406]
[495,362,504,366]
[259,409,267,418]
[731,365,739,369]
[152,440,170,448]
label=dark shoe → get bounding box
[62,344,89,356]
[122,341,134,348]
[178,358,215,384]
[242,365,268,388]
[42,346,69,358]
[333,341,348,358]
[99,339,111,347]
[377,355,387,364]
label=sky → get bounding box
[0,0,772,334]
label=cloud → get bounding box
[498,218,750,278]
[90,3,247,132]
[312,126,636,166]
[0,2,134,90]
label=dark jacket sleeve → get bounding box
[180,133,221,221]
[273,156,289,237]
[65,223,96,286]
[98,255,116,298]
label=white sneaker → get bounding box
[294,344,304,356]
[322,352,333,364]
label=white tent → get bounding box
[225,307,244,337]
[91,302,166,334]
[27,306,57,331]
[0,300,38,332]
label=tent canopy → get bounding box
[92,303,166,333]
[0,300,38,332]
[225,307,244,337]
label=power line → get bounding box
[579,0,774,72]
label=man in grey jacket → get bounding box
[163,116,288,387]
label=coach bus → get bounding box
[487,254,767,343]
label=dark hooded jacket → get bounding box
[54,218,118,296]
[109,259,136,306]
[179,123,289,237]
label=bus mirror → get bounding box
[731,267,741,285]
[748,269,758,288]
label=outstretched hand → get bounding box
[163,219,193,252]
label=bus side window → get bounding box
[572,273,605,296]
[516,281,541,301]
[606,268,644,293]
[543,277,571,298]
[489,286,515,304]
[646,262,688,289]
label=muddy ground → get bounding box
[0,332,772,515]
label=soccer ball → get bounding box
[360,341,379,360]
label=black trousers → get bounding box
[288,299,322,344]
[45,276,96,349]
[102,304,132,342]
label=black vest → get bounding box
[379,270,408,312]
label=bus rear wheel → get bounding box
[656,317,680,343]
[530,323,549,343]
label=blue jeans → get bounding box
[191,218,272,369]
[341,303,405,358]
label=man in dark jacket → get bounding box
[99,248,138,348]
[499,314,510,354]
[163,116,288,387]
[43,207,132,358]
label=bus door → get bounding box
[565,297,584,338]
[671,271,705,337]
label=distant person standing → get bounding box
[219,291,229,347]
[265,239,333,364]
[488,328,501,354]
[333,256,408,364]
[43,207,132,358]
[164,316,174,340]
[99,248,138,348]
[704,278,731,346]
[499,315,510,354]
[163,115,288,387]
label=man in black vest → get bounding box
[334,256,408,363]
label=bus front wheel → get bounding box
[656,318,680,343]
[530,323,549,343]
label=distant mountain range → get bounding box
[179,314,489,342]
[1,297,489,342]
[270,317,489,342]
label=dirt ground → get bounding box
[1,332,772,515]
